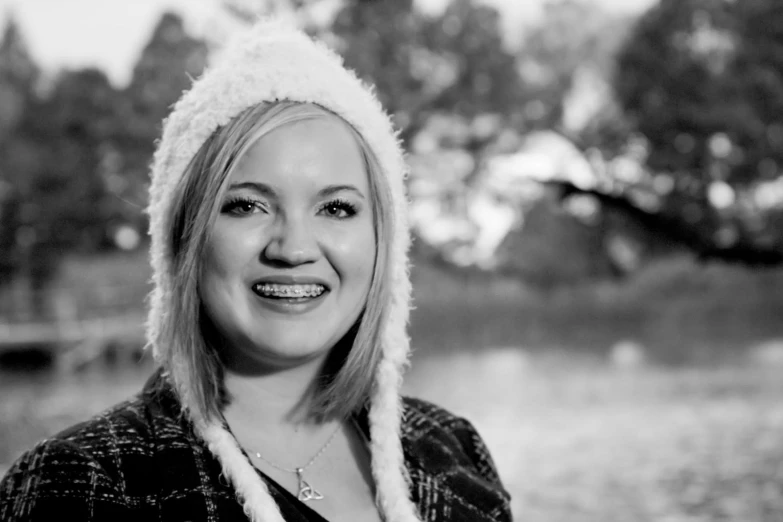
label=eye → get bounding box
[221,197,267,216]
[319,198,358,219]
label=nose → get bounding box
[262,213,320,266]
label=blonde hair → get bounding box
[164,101,394,422]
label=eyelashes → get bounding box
[317,197,358,219]
[220,196,267,216]
[220,195,359,219]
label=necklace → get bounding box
[251,423,341,502]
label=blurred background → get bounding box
[1,0,782,520]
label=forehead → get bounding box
[230,116,369,192]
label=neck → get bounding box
[222,360,326,430]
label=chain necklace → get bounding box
[251,423,342,502]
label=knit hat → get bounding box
[145,19,419,522]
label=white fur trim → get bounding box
[370,360,419,522]
[146,19,420,522]
[197,420,286,522]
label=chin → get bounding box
[262,339,330,362]
[234,329,340,367]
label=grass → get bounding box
[409,255,783,363]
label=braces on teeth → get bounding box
[255,284,325,298]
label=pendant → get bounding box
[296,468,324,502]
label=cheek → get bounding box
[202,224,260,278]
[202,238,233,280]
[325,223,376,287]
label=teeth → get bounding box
[254,283,326,298]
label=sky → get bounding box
[0,0,656,87]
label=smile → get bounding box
[252,283,326,299]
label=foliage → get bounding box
[410,252,783,359]
[617,0,738,181]
[730,0,783,184]
[496,191,614,285]
[0,13,207,303]
[126,13,207,131]
[517,0,635,133]
[331,0,522,142]
[121,13,208,214]
[615,0,783,251]
[0,18,38,285]
[0,68,123,304]
[0,17,37,138]
[420,0,521,120]
[3,1,783,301]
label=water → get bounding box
[2,348,782,521]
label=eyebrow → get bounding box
[317,184,366,200]
[226,182,366,200]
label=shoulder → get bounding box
[0,437,129,521]
[400,397,501,482]
[0,386,183,521]
[0,398,147,521]
[401,396,483,441]
[56,394,156,452]
[400,397,512,522]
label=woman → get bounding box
[0,20,511,522]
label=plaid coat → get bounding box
[0,374,511,521]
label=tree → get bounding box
[0,13,211,312]
[616,0,736,184]
[331,0,433,139]
[123,12,207,191]
[331,0,522,142]
[0,16,40,288]
[126,12,208,128]
[0,15,39,195]
[221,0,328,27]
[729,0,783,185]
[0,16,38,138]
[614,0,783,254]
[421,0,521,118]
[118,12,209,229]
[3,68,123,310]
[517,0,636,135]
[42,69,121,247]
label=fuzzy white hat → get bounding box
[145,18,419,522]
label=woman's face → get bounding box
[199,116,376,369]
